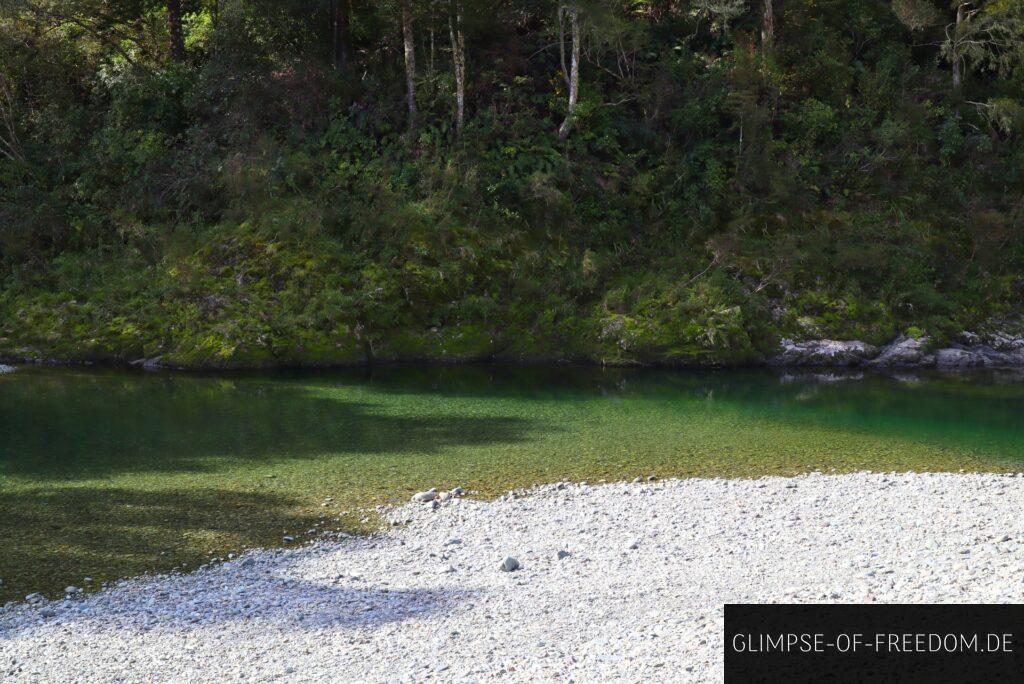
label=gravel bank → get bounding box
[3,472,1024,682]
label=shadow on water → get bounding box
[6,366,1024,481]
[0,367,553,601]
[5,364,1024,479]
[0,486,327,603]
[0,369,544,480]
[4,363,1024,601]
[293,363,1024,462]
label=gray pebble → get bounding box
[499,556,520,572]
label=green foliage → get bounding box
[1,0,1023,367]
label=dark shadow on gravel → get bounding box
[0,581,475,638]
[0,581,476,637]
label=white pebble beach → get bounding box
[3,472,1024,682]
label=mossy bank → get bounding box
[3,2,1024,368]
[3,219,1023,370]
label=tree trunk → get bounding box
[449,0,466,134]
[557,6,580,140]
[167,0,186,63]
[761,0,775,54]
[401,0,418,132]
[651,0,671,22]
[429,2,436,77]
[951,2,965,90]
[0,73,25,164]
[332,0,351,71]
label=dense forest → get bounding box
[0,0,1022,367]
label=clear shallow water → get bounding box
[2,364,1024,599]
[4,364,1024,478]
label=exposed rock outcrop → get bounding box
[773,330,1024,370]
[129,356,164,371]
[960,329,1024,352]
[770,339,878,367]
[865,336,935,368]
[935,345,1024,370]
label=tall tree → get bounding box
[401,0,418,132]
[691,0,748,36]
[949,1,971,89]
[0,73,25,165]
[448,0,466,134]
[557,4,581,140]
[893,0,1023,90]
[892,0,940,30]
[332,0,351,70]
[651,0,672,22]
[167,0,185,63]
[761,0,775,53]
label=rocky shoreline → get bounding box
[4,327,1024,373]
[771,329,1024,370]
[3,473,1024,682]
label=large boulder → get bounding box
[934,348,986,369]
[961,327,1024,351]
[769,339,878,367]
[935,345,1024,369]
[865,336,934,368]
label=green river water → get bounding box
[2,364,1023,601]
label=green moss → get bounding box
[0,209,1017,369]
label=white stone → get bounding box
[4,473,1024,682]
[411,489,438,503]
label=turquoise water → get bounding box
[3,365,1024,479]
[2,364,1024,599]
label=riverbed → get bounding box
[2,364,1024,601]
